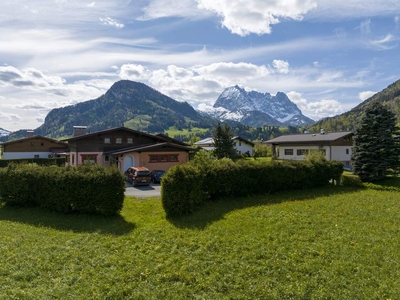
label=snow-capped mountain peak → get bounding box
[200,86,314,127]
[0,128,11,137]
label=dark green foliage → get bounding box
[161,164,206,217]
[161,159,343,217]
[212,122,236,159]
[0,164,125,215]
[0,158,65,168]
[351,101,400,182]
[341,173,364,187]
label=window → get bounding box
[149,155,158,163]
[297,149,309,156]
[239,141,242,146]
[81,154,97,164]
[72,154,75,165]
[127,138,133,144]
[104,155,110,162]
[284,149,293,155]
[34,155,39,159]
[148,154,179,163]
[104,137,111,144]
[346,149,349,155]
[116,138,122,144]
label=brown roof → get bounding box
[62,126,166,142]
[1,135,67,146]
[266,131,353,145]
[104,142,194,155]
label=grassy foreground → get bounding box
[0,185,399,299]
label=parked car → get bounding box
[150,170,166,183]
[124,167,151,186]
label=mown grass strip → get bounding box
[0,184,399,299]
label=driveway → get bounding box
[124,182,161,198]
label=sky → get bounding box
[1,0,400,132]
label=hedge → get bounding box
[161,159,344,217]
[0,163,125,215]
[0,158,65,168]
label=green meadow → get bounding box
[0,183,399,299]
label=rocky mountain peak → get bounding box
[206,85,314,127]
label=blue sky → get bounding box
[1,0,399,131]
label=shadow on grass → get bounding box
[168,185,362,230]
[0,205,135,236]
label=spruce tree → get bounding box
[213,122,236,159]
[351,101,400,182]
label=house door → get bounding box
[124,155,134,171]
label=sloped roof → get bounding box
[195,136,254,146]
[104,142,194,155]
[1,135,67,146]
[63,126,166,142]
[266,131,353,144]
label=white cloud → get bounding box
[357,19,371,35]
[99,17,124,28]
[197,0,317,36]
[308,1,400,20]
[0,66,65,89]
[368,34,397,50]
[359,90,376,101]
[287,91,344,120]
[139,0,207,20]
[272,60,290,74]
[119,64,150,80]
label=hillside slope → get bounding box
[309,79,400,132]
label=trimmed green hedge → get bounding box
[162,159,344,217]
[0,163,125,215]
[0,158,65,168]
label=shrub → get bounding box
[341,173,364,187]
[161,159,344,217]
[0,164,125,215]
[161,164,206,217]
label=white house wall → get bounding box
[234,141,254,155]
[331,146,352,163]
[279,145,352,164]
[279,146,325,160]
[2,152,52,159]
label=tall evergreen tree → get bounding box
[351,101,400,182]
[213,122,236,159]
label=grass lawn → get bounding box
[0,185,399,299]
[165,126,209,139]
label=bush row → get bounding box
[0,158,65,168]
[0,163,125,215]
[161,159,344,217]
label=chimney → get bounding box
[73,126,87,137]
[26,130,34,138]
[320,128,325,135]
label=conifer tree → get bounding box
[213,122,236,159]
[351,101,400,181]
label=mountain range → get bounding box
[200,85,314,127]
[0,128,11,137]
[2,78,400,142]
[1,80,310,141]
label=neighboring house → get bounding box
[0,132,68,159]
[194,136,255,156]
[266,130,353,166]
[63,126,193,173]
